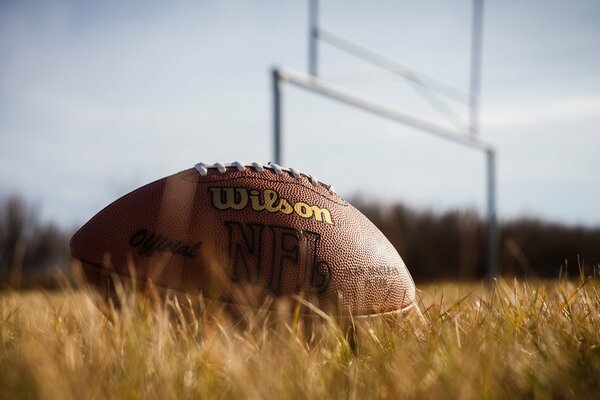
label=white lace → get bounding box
[193,162,336,194]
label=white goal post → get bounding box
[271,0,498,284]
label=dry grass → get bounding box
[1,276,599,399]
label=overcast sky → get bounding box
[1,0,599,229]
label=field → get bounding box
[1,277,599,399]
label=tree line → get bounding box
[0,196,598,288]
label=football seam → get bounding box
[71,168,348,249]
[180,171,348,206]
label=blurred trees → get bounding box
[355,200,600,281]
[0,196,70,288]
[0,195,598,288]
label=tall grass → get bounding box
[1,275,599,399]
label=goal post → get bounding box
[271,68,498,284]
[272,0,498,284]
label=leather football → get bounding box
[70,162,415,317]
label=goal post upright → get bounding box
[272,68,282,165]
[486,148,498,284]
[308,0,319,77]
[470,0,484,137]
[272,0,498,284]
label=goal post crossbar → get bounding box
[274,68,492,152]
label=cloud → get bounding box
[483,96,600,129]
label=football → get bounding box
[70,162,415,317]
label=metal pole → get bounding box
[272,68,282,165]
[469,0,484,136]
[308,0,319,76]
[486,149,498,285]
[471,0,496,285]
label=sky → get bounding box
[1,0,599,229]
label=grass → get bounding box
[1,276,599,399]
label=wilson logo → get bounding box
[209,187,334,225]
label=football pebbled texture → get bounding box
[70,162,415,317]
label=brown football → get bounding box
[70,162,415,317]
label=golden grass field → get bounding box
[1,276,599,399]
